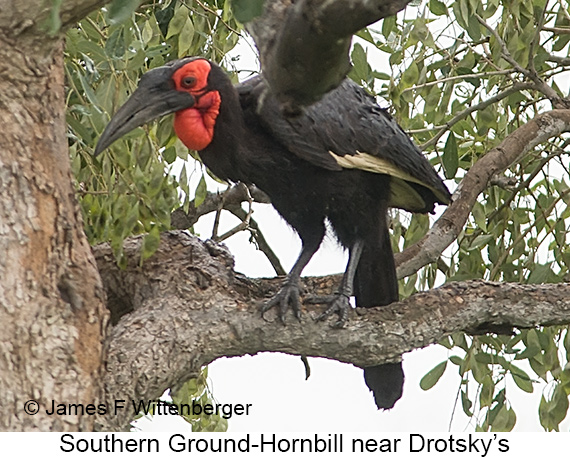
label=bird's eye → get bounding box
[181,76,197,88]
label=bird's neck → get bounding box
[195,86,250,182]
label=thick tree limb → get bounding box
[0,0,107,34]
[395,109,570,278]
[0,7,108,431]
[247,0,413,112]
[95,231,570,430]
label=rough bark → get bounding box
[94,231,570,431]
[0,9,107,432]
[0,0,107,31]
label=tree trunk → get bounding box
[0,31,108,430]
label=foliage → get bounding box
[134,368,228,432]
[65,0,570,432]
[65,0,241,266]
[350,0,570,431]
[171,368,229,432]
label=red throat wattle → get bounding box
[171,59,221,151]
[174,91,221,151]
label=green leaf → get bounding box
[178,16,195,57]
[452,332,469,351]
[105,28,126,59]
[231,0,265,23]
[141,226,161,261]
[461,389,473,417]
[420,361,447,390]
[439,335,453,349]
[163,147,177,164]
[401,61,419,88]
[471,202,487,232]
[471,357,491,383]
[78,73,101,110]
[194,174,208,207]
[538,387,568,432]
[357,28,375,45]
[166,5,190,40]
[429,0,448,15]
[382,15,397,37]
[511,369,534,393]
[351,43,370,83]
[551,383,570,426]
[479,375,494,407]
[46,0,63,36]
[107,0,142,25]
[442,132,459,179]
[527,263,553,284]
[526,329,541,352]
[449,355,464,366]
[491,405,516,432]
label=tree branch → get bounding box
[60,1,109,29]
[0,0,110,35]
[94,231,570,431]
[395,109,570,278]
[246,0,413,113]
[171,184,270,229]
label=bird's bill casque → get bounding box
[94,65,195,157]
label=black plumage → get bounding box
[95,57,451,410]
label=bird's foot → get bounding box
[305,293,351,328]
[260,280,302,323]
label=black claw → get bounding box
[260,281,302,323]
[307,293,351,328]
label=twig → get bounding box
[488,187,570,280]
[401,70,514,94]
[475,14,569,109]
[211,185,230,239]
[170,184,270,230]
[212,184,254,242]
[225,206,286,276]
[215,220,249,242]
[542,26,570,34]
[546,55,570,66]
[419,82,535,149]
[467,145,568,243]
[192,0,243,36]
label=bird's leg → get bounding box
[260,237,321,323]
[306,239,364,328]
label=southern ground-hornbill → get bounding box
[95,57,451,410]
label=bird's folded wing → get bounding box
[237,77,451,212]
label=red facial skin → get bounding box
[172,59,221,151]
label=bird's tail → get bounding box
[354,218,404,410]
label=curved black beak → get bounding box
[94,65,195,156]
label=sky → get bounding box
[138,10,570,433]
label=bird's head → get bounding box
[94,57,225,156]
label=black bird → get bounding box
[95,57,451,409]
